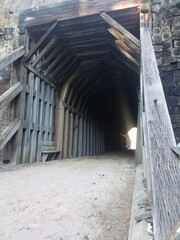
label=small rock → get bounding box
[83,235,90,240]
[99,211,103,214]
[107,225,111,230]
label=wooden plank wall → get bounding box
[59,101,105,159]
[20,71,57,164]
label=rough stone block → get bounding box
[173,30,180,40]
[153,27,161,35]
[163,41,172,49]
[174,40,180,47]
[154,44,162,52]
[153,34,162,44]
[162,50,172,58]
[162,25,171,33]
[162,32,172,41]
[172,47,180,56]
[153,19,163,27]
[151,4,161,13]
[171,7,180,16]
[173,16,180,26]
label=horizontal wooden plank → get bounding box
[100,12,140,48]
[0,47,25,70]
[0,119,21,150]
[0,82,23,111]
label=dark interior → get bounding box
[26,7,140,154]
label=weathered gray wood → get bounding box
[24,63,57,89]
[0,119,21,150]
[24,21,58,62]
[68,112,74,158]
[0,46,25,70]
[100,12,140,48]
[32,37,57,67]
[141,26,180,240]
[78,116,83,157]
[0,82,23,111]
[63,108,70,159]
[58,102,65,158]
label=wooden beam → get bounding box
[24,63,57,89]
[32,37,57,67]
[24,21,58,62]
[108,27,140,55]
[141,26,180,240]
[114,41,139,66]
[0,119,21,150]
[0,82,23,111]
[0,47,25,70]
[100,12,140,48]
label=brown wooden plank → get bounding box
[108,28,140,54]
[100,12,140,47]
[24,21,58,62]
[0,46,25,70]
[114,41,139,66]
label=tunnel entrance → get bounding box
[22,6,140,162]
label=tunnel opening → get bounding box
[24,6,140,161]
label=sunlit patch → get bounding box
[111,2,139,11]
[127,127,137,150]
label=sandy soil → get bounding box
[0,152,135,240]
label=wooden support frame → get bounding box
[24,21,58,62]
[0,82,23,111]
[0,46,25,70]
[0,119,21,150]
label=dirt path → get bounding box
[0,152,135,240]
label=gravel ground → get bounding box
[0,152,135,240]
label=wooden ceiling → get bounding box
[24,6,140,87]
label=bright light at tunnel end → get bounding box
[127,127,137,150]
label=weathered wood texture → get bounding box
[0,119,21,150]
[0,82,23,111]
[141,26,180,240]
[0,47,25,71]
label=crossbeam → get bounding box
[0,47,25,70]
[0,82,23,111]
[0,119,21,150]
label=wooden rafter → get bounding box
[114,41,139,66]
[100,12,140,48]
[108,28,140,55]
[24,21,58,62]
[32,36,57,67]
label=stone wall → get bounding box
[151,0,180,142]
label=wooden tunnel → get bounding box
[1,3,180,239]
[13,6,140,163]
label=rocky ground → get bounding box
[0,152,135,240]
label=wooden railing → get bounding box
[138,24,180,240]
